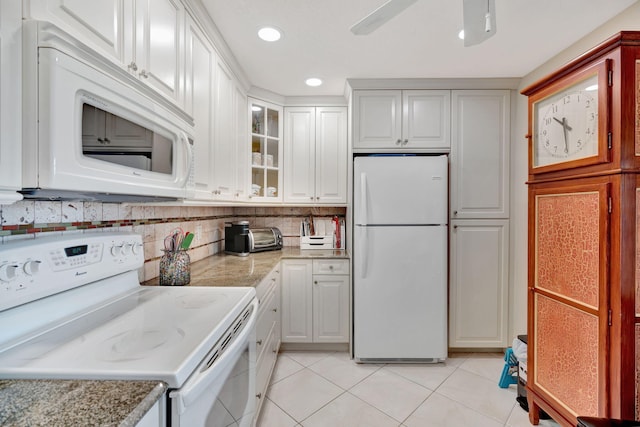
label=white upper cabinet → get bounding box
[26,0,126,64]
[353,90,450,150]
[0,0,22,202]
[234,85,248,201]
[184,13,215,200]
[250,98,283,201]
[27,0,184,106]
[212,58,236,199]
[128,0,184,105]
[284,106,347,204]
[450,90,510,219]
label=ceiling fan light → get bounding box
[258,27,282,42]
[484,12,492,33]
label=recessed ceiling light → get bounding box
[458,29,465,40]
[305,78,323,87]
[258,27,282,42]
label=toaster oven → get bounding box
[225,222,283,256]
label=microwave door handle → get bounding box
[181,133,193,185]
[169,299,258,413]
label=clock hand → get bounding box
[553,116,573,131]
[560,117,570,153]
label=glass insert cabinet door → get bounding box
[249,98,282,200]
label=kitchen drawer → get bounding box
[255,264,280,303]
[255,324,277,416]
[312,259,349,275]
[256,288,277,362]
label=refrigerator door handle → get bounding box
[360,172,368,226]
[359,226,368,279]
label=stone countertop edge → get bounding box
[144,247,350,288]
[0,379,167,427]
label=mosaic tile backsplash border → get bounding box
[0,201,346,281]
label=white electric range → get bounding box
[0,232,257,426]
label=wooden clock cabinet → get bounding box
[522,32,640,426]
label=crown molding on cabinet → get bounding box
[347,77,522,91]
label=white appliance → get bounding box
[0,232,257,426]
[22,21,194,201]
[353,155,448,362]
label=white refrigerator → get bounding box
[353,155,448,362]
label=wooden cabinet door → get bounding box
[402,90,450,149]
[315,107,347,204]
[281,260,313,343]
[353,90,402,149]
[313,274,349,343]
[451,90,510,219]
[528,180,610,424]
[449,219,509,347]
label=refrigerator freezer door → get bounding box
[354,155,448,226]
[353,225,447,360]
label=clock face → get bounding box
[533,74,599,168]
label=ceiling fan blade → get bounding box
[350,0,419,35]
[463,0,496,47]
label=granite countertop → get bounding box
[0,379,166,427]
[1,248,347,425]
[144,247,350,287]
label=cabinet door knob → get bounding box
[256,393,262,399]
[127,61,138,71]
[314,280,318,285]
[403,139,408,145]
[272,308,278,312]
[395,139,402,145]
[257,339,263,345]
[453,210,458,216]
[139,70,149,79]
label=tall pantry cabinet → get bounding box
[449,90,510,348]
[521,32,640,426]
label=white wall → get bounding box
[509,2,640,341]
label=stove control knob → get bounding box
[132,243,143,255]
[121,243,132,255]
[110,245,123,257]
[0,263,18,282]
[23,260,42,276]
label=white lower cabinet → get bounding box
[281,259,349,343]
[253,264,281,423]
[449,220,509,348]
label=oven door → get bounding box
[169,299,258,427]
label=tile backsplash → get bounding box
[0,201,346,281]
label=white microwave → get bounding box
[22,21,194,201]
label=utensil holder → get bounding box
[159,249,190,286]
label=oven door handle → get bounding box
[169,298,258,414]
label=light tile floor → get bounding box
[256,351,561,427]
